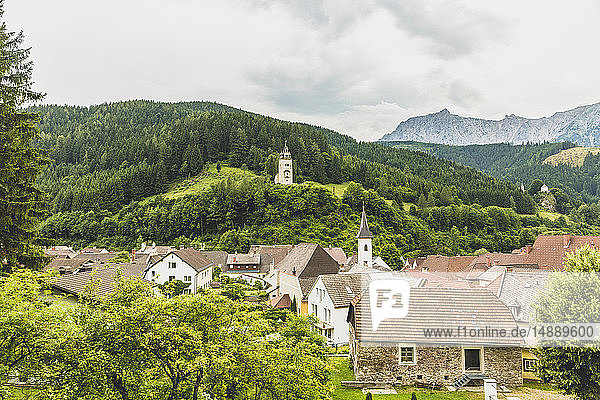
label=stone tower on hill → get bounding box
[274,141,293,185]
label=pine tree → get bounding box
[0,1,48,271]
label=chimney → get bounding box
[180,244,185,250]
[525,245,532,254]
[563,234,571,248]
[486,256,491,268]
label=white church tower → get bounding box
[274,141,293,185]
[357,206,373,268]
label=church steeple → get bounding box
[357,205,374,239]
[357,205,373,267]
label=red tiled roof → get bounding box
[525,235,600,270]
[424,255,475,273]
[324,247,348,266]
[269,293,291,309]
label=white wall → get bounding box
[307,278,350,345]
[196,266,213,291]
[144,253,199,294]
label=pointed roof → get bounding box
[280,140,291,159]
[356,207,373,239]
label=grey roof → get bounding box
[351,287,522,346]
[319,273,371,308]
[356,208,374,239]
[299,277,318,299]
[44,258,89,274]
[227,253,261,265]
[171,248,213,272]
[199,251,228,267]
[498,269,553,323]
[72,252,116,264]
[276,243,339,278]
[477,265,506,282]
[52,262,148,297]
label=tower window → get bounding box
[364,244,369,251]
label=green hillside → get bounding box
[33,100,600,261]
[163,164,260,200]
[386,140,600,205]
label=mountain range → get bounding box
[380,102,600,146]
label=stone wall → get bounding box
[353,343,522,387]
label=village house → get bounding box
[223,252,274,280]
[349,287,524,388]
[498,268,553,380]
[307,273,367,344]
[308,272,423,345]
[144,248,213,294]
[265,243,340,314]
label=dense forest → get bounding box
[32,101,600,263]
[34,101,535,214]
[388,140,600,204]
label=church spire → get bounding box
[356,205,373,239]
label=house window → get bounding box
[399,346,416,365]
[319,289,323,302]
[183,289,191,295]
[168,276,175,281]
[151,271,156,277]
[323,308,331,322]
[523,359,537,372]
[311,304,318,315]
[168,262,176,269]
[364,244,368,252]
[184,276,191,282]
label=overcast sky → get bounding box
[5,0,600,141]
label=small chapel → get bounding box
[274,141,294,185]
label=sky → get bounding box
[4,0,600,141]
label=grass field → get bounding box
[163,164,260,200]
[543,147,600,167]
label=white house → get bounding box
[144,248,213,294]
[307,273,367,344]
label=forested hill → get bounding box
[33,100,535,215]
[386,141,600,204]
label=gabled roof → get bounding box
[276,243,339,278]
[249,245,293,266]
[44,258,89,274]
[324,247,348,265]
[498,269,553,323]
[525,235,600,270]
[318,273,370,308]
[44,246,77,258]
[351,287,522,346]
[269,293,291,309]
[199,251,228,267]
[152,248,213,273]
[356,208,373,239]
[418,255,476,276]
[227,253,261,265]
[52,262,148,297]
[72,252,116,264]
[299,277,318,300]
